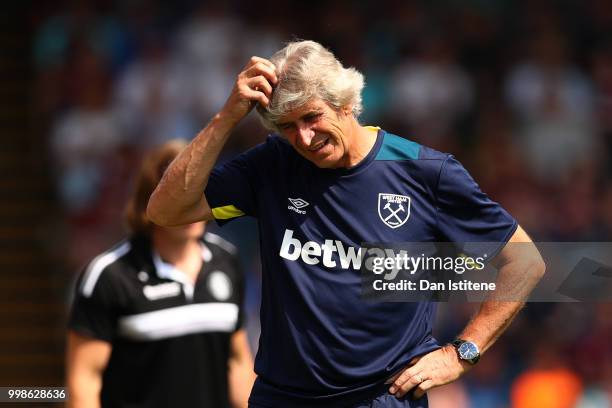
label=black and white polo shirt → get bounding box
[69,232,245,408]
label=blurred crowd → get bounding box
[32,1,612,407]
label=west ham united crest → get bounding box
[378,193,411,229]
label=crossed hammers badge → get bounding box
[378,193,411,229]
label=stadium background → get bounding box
[1,0,611,406]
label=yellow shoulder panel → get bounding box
[211,205,245,220]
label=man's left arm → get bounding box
[228,329,257,408]
[389,225,545,398]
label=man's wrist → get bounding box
[444,344,472,370]
[212,109,242,133]
[455,333,486,354]
[450,338,481,365]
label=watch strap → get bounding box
[451,338,480,365]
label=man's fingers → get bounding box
[235,74,273,107]
[389,357,425,389]
[385,356,421,384]
[239,87,269,107]
[233,57,277,110]
[221,57,276,121]
[387,347,468,399]
[393,372,425,398]
[246,56,276,71]
[388,366,421,394]
[384,370,401,384]
[412,379,434,399]
[246,76,273,97]
[243,61,278,85]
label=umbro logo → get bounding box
[288,198,309,214]
[289,198,309,208]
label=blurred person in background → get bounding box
[148,40,545,407]
[389,33,473,149]
[504,29,597,184]
[49,42,134,268]
[66,139,255,408]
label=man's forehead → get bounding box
[277,99,328,123]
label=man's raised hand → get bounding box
[220,56,277,126]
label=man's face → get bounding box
[275,99,352,168]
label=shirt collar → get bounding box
[152,241,211,289]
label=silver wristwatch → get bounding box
[451,339,480,365]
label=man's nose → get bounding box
[296,122,315,147]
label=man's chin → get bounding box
[302,151,340,169]
[314,160,338,169]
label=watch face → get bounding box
[458,342,479,360]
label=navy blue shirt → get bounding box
[205,128,517,407]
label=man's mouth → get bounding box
[308,137,329,152]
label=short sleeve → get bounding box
[68,269,119,342]
[436,156,517,250]
[205,139,273,226]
